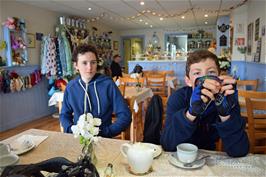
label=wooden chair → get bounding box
[119,76,145,87]
[238,90,266,153]
[237,79,259,120]
[237,79,259,91]
[161,96,168,127]
[143,70,174,77]
[146,73,166,97]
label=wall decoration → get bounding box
[27,33,35,48]
[262,25,265,36]
[36,33,43,41]
[254,38,261,62]
[218,23,229,33]
[113,41,118,50]
[219,35,227,46]
[247,23,253,55]
[255,18,260,41]
[235,38,245,46]
[236,24,244,34]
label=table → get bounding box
[2,129,266,177]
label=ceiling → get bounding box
[16,0,248,30]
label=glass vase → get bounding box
[81,143,97,165]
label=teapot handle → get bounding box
[120,143,131,157]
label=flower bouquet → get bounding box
[71,113,101,164]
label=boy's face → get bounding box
[185,58,219,88]
[74,52,97,82]
[114,56,121,63]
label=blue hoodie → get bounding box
[60,73,132,137]
[160,86,249,157]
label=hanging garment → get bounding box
[143,95,163,145]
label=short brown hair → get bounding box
[113,54,120,59]
[185,50,220,77]
[72,44,98,62]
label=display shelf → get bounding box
[3,17,28,67]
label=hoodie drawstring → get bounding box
[94,81,101,115]
[79,79,92,113]
[79,79,101,116]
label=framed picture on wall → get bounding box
[247,23,253,55]
[113,41,118,50]
[27,33,35,48]
[255,18,260,41]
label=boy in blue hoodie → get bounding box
[60,44,131,138]
[160,50,249,157]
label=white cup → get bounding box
[0,143,11,156]
[176,143,198,163]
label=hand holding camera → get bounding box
[189,75,237,117]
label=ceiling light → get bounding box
[145,22,148,25]
[150,25,153,28]
[204,14,208,17]
[181,16,185,19]
[139,19,143,22]
[147,10,151,13]
[88,7,92,11]
[160,17,164,21]
[140,1,145,6]
[152,12,156,15]
[205,21,208,24]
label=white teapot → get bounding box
[120,143,154,174]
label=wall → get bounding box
[1,1,61,65]
[231,1,266,63]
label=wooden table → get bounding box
[2,129,266,177]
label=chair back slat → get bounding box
[238,90,266,153]
[146,73,166,97]
[237,79,259,91]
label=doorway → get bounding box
[121,35,145,73]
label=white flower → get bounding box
[71,113,102,145]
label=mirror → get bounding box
[165,34,187,59]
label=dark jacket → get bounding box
[160,86,249,157]
[143,95,163,145]
[110,61,122,78]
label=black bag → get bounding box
[1,157,99,177]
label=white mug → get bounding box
[121,143,153,174]
[0,143,11,156]
[176,143,198,163]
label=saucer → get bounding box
[141,143,162,158]
[11,141,35,155]
[0,154,19,168]
[127,165,153,176]
[168,153,205,169]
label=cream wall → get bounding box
[232,1,266,63]
[1,1,61,65]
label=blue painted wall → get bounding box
[128,60,266,91]
[0,65,55,132]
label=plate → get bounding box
[11,141,35,155]
[168,153,205,169]
[0,153,19,168]
[141,143,162,158]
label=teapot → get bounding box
[120,143,154,174]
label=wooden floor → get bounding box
[0,115,61,141]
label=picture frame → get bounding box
[255,18,260,41]
[27,33,35,48]
[113,41,118,50]
[247,23,253,55]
